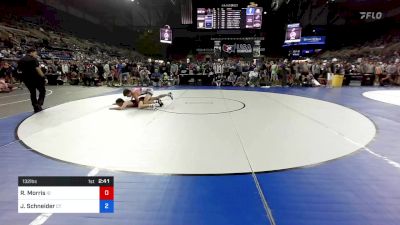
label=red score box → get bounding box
[100,186,114,200]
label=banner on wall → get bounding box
[300,36,326,45]
[160,27,172,44]
[221,43,253,54]
[284,23,302,44]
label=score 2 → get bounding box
[99,186,114,213]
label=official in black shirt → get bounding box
[18,49,47,113]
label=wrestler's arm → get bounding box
[131,91,140,102]
[110,101,133,110]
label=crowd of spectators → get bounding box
[160,57,400,87]
[0,17,144,92]
[1,20,400,92]
[321,29,400,60]
[2,53,400,93]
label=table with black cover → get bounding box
[343,73,374,86]
[179,74,215,86]
[45,74,59,85]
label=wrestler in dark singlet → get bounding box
[131,97,145,107]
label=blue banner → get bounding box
[300,36,326,45]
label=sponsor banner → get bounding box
[283,36,326,47]
[160,28,172,44]
[359,12,383,20]
[300,36,326,45]
[284,23,302,44]
[222,43,253,54]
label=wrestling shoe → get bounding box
[168,92,173,100]
[34,106,43,113]
[149,104,156,110]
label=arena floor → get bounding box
[1,86,400,225]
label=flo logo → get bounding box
[360,12,383,20]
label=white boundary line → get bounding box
[0,140,21,149]
[0,90,53,107]
[342,136,400,169]
[28,168,100,225]
[219,90,276,225]
[0,92,30,99]
[267,94,400,171]
[364,148,400,169]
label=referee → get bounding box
[18,48,47,113]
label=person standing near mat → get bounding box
[18,48,47,113]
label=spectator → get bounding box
[0,76,15,92]
[213,74,225,87]
[151,69,162,87]
[259,70,269,86]
[235,74,247,87]
[224,72,237,86]
[278,64,289,87]
[0,62,14,84]
[248,69,259,87]
[381,62,397,85]
[97,63,105,83]
[270,61,278,82]
[311,62,321,80]
[139,67,151,86]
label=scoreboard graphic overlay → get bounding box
[197,6,263,29]
[18,177,114,213]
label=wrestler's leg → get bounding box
[143,94,154,104]
[148,92,173,101]
[138,101,155,109]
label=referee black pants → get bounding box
[24,78,46,110]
